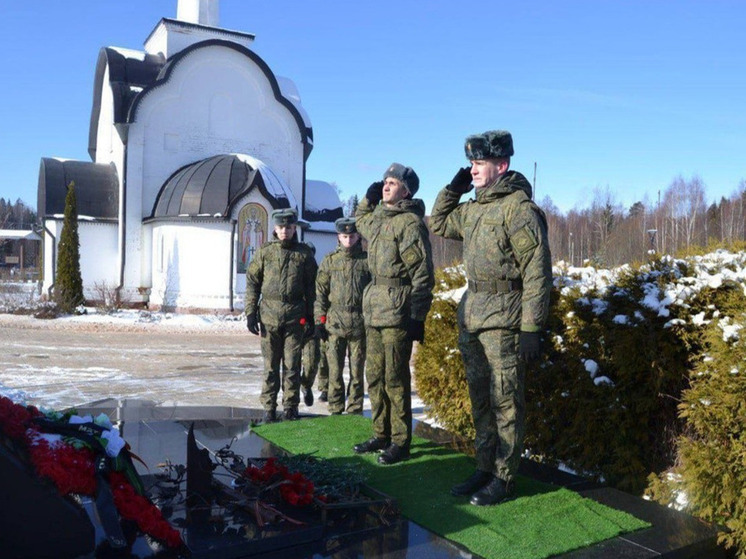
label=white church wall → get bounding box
[41,220,62,296]
[95,64,122,166]
[40,220,118,301]
[79,222,119,298]
[132,44,304,220]
[124,44,305,301]
[303,231,339,266]
[124,131,146,296]
[145,20,254,60]
[141,223,154,291]
[150,221,233,310]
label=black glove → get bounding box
[301,317,315,341]
[519,331,542,363]
[406,319,425,343]
[446,166,473,194]
[314,323,329,341]
[366,181,384,206]
[246,311,260,335]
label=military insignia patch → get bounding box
[401,244,422,266]
[511,226,538,255]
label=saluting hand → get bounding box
[366,181,384,206]
[446,167,473,195]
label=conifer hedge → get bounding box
[414,251,746,556]
[649,279,746,556]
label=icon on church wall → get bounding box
[237,203,267,274]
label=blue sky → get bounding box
[1,1,744,215]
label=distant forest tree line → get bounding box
[0,198,40,276]
[0,198,36,230]
[4,177,746,276]
[428,175,746,269]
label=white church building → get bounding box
[37,0,342,311]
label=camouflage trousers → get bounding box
[458,328,525,483]
[301,338,329,392]
[326,334,366,414]
[365,326,413,448]
[260,323,304,411]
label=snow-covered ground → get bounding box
[0,303,429,422]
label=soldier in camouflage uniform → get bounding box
[245,208,317,422]
[353,163,434,465]
[300,334,329,405]
[298,241,327,408]
[430,130,552,505]
[314,217,371,415]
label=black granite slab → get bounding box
[573,487,733,559]
[74,400,481,559]
[72,400,732,559]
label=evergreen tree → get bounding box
[54,182,84,312]
[345,194,359,217]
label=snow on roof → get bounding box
[276,76,311,129]
[305,180,342,213]
[0,229,42,241]
[302,220,338,233]
[233,153,298,209]
[108,46,147,61]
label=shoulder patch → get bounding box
[510,225,538,255]
[401,244,423,267]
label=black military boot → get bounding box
[318,391,328,402]
[377,443,410,465]
[262,409,276,423]
[303,386,314,407]
[283,407,300,421]
[451,470,492,496]
[470,476,511,506]
[353,437,389,454]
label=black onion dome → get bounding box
[150,154,291,219]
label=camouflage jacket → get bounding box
[429,170,552,333]
[314,241,370,337]
[355,197,434,328]
[245,238,317,329]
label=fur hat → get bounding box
[465,130,514,160]
[271,208,298,226]
[384,163,420,197]
[335,217,357,234]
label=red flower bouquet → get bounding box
[242,457,318,507]
[0,395,183,551]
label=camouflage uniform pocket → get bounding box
[490,330,519,398]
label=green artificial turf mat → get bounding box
[253,414,649,559]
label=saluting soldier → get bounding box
[245,208,317,422]
[314,217,371,415]
[353,163,434,465]
[430,130,552,505]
